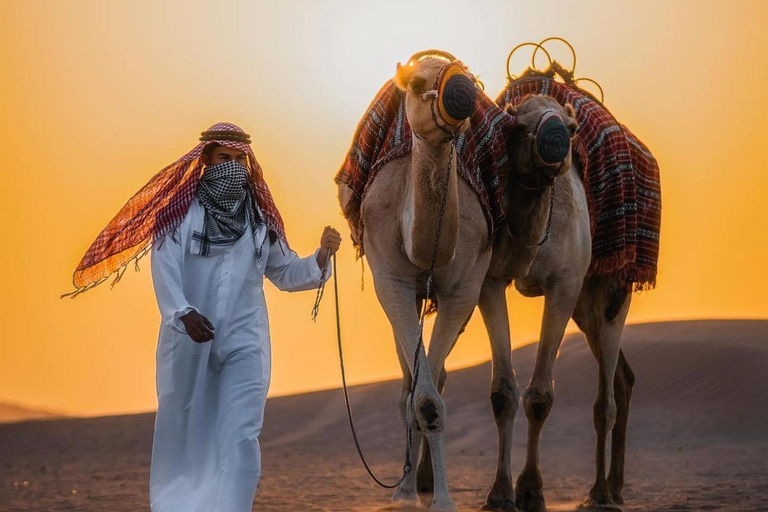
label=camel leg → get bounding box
[418,299,470,496]
[419,294,482,511]
[572,276,631,509]
[417,365,446,495]
[607,350,635,504]
[371,270,456,512]
[393,331,425,506]
[478,276,520,512]
[515,279,582,512]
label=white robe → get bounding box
[149,196,330,512]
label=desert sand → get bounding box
[1,320,767,511]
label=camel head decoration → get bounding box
[504,95,577,188]
[394,51,477,143]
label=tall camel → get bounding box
[338,55,488,512]
[478,94,635,512]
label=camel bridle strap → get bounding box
[311,138,458,489]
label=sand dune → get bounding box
[1,320,767,511]
[0,403,63,425]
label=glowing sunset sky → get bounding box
[1,0,766,417]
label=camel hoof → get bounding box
[608,484,624,505]
[514,492,546,512]
[429,496,457,512]
[482,481,519,511]
[389,488,425,511]
[481,497,520,512]
[578,499,622,511]
[579,486,622,511]
[514,467,546,512]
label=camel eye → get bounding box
[410,77,427,96]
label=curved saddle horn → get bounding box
[533,37,577,76]
[506,42,552,81]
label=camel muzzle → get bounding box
[436,62,478,126]
[535,112,570,165]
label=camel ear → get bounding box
[394,62,416,90]
[504,103,518,116]
[564,103,579,134]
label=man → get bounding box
[65,122,341,511]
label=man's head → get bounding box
[202,143,248,167]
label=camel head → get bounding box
[505,95,578,185]
[394,55,478,143]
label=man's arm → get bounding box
[150,232,214,342]
[264,226,341,292]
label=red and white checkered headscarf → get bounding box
[63,122,288,298]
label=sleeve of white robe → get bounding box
[150,232,199,334]
[264,241,332,292]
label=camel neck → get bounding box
[407,136,459,269]
[506,181,552,248]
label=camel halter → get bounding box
[413,60,479,143]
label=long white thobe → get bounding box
[149,196,330,512]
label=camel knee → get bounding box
[416,393,446,433]
[523,384,554,424]
[593,394,617,432]
[490,377,519,424]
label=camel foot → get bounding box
[578,499,622,511]
[429,496,457,512]
[482,497,520,512]
[606,478,624,505]
[514,467,546,512]
[577,485,622,511]
[390,487,425,511]
[482,479,520,511]
[379,504,428,512]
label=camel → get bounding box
[473,94,635,512]
[337,54,490,512]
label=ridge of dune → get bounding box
[0,402,65,424]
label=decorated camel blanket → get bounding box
[335,76,661,292]
[334,80,516,255]
[498,75,661,290]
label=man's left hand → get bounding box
[317,226,342,269]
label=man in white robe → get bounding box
[65,123,339,511]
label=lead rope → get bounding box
[311,139,457,489]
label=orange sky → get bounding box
[1,0,766,417]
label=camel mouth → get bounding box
[536,115,570,164]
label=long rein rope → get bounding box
[311,138,457,489]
